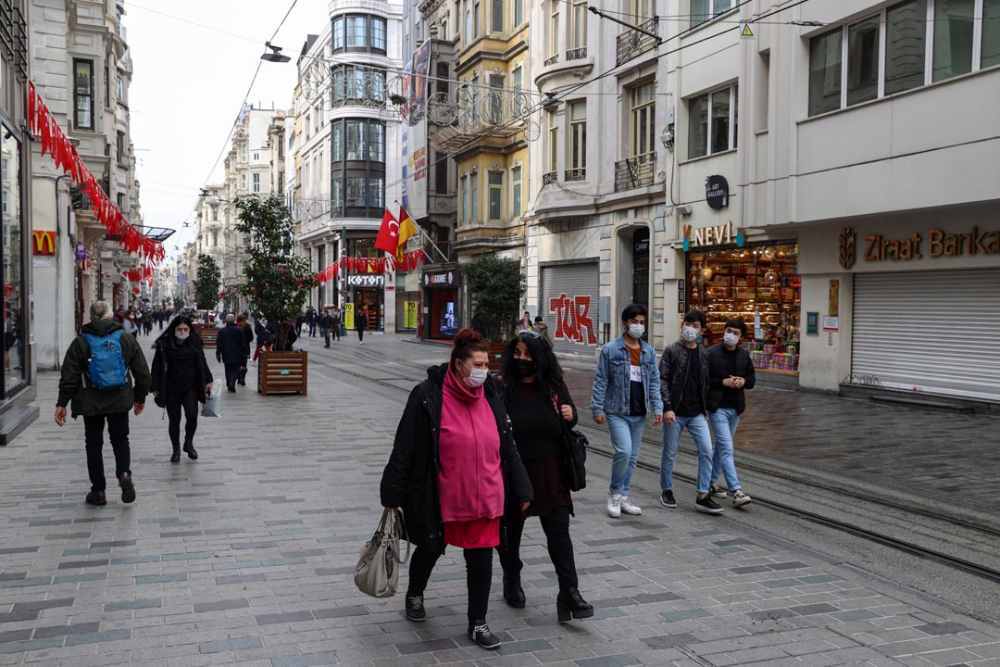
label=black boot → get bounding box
[467,620,501,650]
[556,588,594,623]
[170,442,181,463]
[502,576,525,609]
[183,439,198,460]
[404,595,426,622]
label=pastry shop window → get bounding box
[687,242,801,374]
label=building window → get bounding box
[690,0,734,28]
[487,75,504,123]
[104,66,110,108]
[568,101,586,177]
[809,28,842,115]
[491,0,504,33]
[512,68,524,117]
[435,151,448,194]
[986,0,1000,68]
[332,123,343,161]
[474,0,481,37]
[464,0,472,45]
[332,179,343,207]
[886,0,927,95]
[117,193,125,210]
[547,109,558,173]
[333,17,344,49]
[117,71,124,102]
[933,0,975,81]
[333,66,387,104]
[471,172,479,221]
[629,82,656,159]
[253,152,259,161]
[571,0,587,50]
[371,17,387,51]
[116,131,125,162]
[488,172,503,221]
[688,84,737,159]
[511,166,522,217]
[347,16,367,46]
[241,144,248,161]
[460,175,469,223]
[346,121,364,160]
[278,172,285,192]
[368,123,385,162]
[2,132,24,397]
[73,59,94,129]
[513,0,523,27]
[252,173,261,193]
[241,174,247,190]
[847,16,880,106]
[549,1,560,57]
[332,14,386,52]
[212,229,219,247]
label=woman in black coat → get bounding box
[151,317,213,463]
[380,329,533,651]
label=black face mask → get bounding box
[514,359,536,378]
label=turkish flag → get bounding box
[374,208,399,256]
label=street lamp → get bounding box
[261,42,291,63]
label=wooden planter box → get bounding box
[258,351,308,396]
[194,324,218,349]
[487,342,506,374]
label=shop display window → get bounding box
[687,242,801,373]
[2,131,25,397]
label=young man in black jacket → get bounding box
[706,318,756,507]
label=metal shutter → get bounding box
[541,263,600,355]
[852,269,1000,400]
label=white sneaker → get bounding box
[607,494,622,518]
[620,497,642,515]
[732,490,752,508]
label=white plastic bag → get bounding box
[202,383,222,418]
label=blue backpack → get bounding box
[81,330,128,391]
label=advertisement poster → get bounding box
[402,40,431,220]
[344,303,355,331]
[404,301,418,329]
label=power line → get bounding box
[127,2,261,44]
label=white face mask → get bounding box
[681,325,699,343]
[461,362,489,388]
[175,331,190,341]
[627,323,645,339]
[723,332,741,348]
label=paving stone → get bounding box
[33,622,101,639]
[394,637,458,655]
[575,655,640,667]
[193,599,250,613]
[200,636,264,654]
[915,622,971,636]
[271,653,339,667]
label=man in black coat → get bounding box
[216,314,249,392]
[706,318,756,508]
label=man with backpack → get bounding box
[55,301,151,507]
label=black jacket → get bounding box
[151,334,214,404]
[706,343,756,414]
[658,340,710,415]
[356,313,368,331]
[216,323,250,364]
[380,364,534,554]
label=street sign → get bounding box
[740,22,754,39]
[75,243,88,260]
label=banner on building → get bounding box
[402,40,431,221]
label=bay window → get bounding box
[331,14,387,53]
[73,59,94,130]
[488,172,503,221]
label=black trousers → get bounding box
[165,388,199,446]
[238,359,249,384]
[499,507,578,591]
[407,546,493,624]
[357,329,364,342]
[223,363,240,389]
[83,413,131,492]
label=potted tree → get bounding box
[192,253,222,347]
[234,195,318,396]
[461,255,527,371]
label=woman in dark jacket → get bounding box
[151,317,213,463]
[381,329,533,651]
[497,331,594,622]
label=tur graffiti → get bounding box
[550,294,597,345]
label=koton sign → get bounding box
[347,275,384,287]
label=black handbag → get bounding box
[553,394,588,492]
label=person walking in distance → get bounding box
[380,329,533,650]
[356,308,368,344]
[498,330,593,623]
[321,310,333,347]
[151,317,214,463]
[330,308,342,342]
[590,305,663,518]
[658,310,721,514]
[216,314,249,393]
[237,315,253,386]
[253,316,275,361]
[706,319,755,508]
[532,316,555,347]
[55,301,151,506]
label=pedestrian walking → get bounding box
[706,318,755,508]
[532,315,555,347]
[518,311,532,332]
[321,310,333,347]
[142,311,153,336]
[253,317,275,361]
[151,317,214,463]
[330,309,342,342]
[497,330,593,623]
[356,309,368,344]
[237,314,253,386]
[54,301,150,506]
[122,311,138,336]
[380,329,533,650]
[658,310,721,514]
[216,314,249,393]
[308,310,318,337]
[590,304,663,518]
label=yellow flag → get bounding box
[397,205,417,262]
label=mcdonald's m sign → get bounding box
[32,231,56,255]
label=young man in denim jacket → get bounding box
[591,304,663,518]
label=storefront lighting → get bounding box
[700,266,714,280]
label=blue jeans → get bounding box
[606,414,646,496]
[661,414,714,494]
[710,408,741,491]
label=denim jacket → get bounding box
[590,334,664,417]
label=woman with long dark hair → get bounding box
[380,329,533,650]
[497,330,594,623]
[151,317,213,463]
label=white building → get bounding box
[295,0,405,333]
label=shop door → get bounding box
[852,269,1000,401]
[429,289,458,339]
[541,262,600,355]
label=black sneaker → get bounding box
[404,595,426,622]
[468,621,501,650]
[709,483,728,499]
[659,490,677,508]
[695,495,724,515]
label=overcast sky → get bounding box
[126,0,329,264]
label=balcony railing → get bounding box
[543,54,559,67]
[542,171,558,185]
[566,47,587,61]
[616,17,658,66]
[565,168,586,182]
[614,152,656,192]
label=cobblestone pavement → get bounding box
[0,335,998,666]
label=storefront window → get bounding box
[2,132,25,397]
[687,242,801,373]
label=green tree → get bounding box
[234,195,317,352]
[193,254,222,309]
[461,255,527,342]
